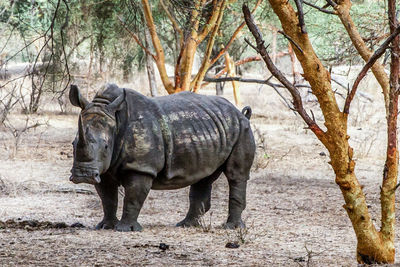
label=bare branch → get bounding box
[210,56,261,80]
[203,76,296,113]
[204,76,311,90]
[209,0,262,66]
[118,16,157,61]
[325,0,337,8]
[278,30,304,55]
[159,0,183,48]
[243,4,324,135]
[343,24,400,114]
[303,1,336,15]
[294,0,307,33]
[204,76,271,84]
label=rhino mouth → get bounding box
[69,174,101,184]
[70,166,101,184]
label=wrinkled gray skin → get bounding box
[69,83,255,232]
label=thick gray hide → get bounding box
[121,90,250,189]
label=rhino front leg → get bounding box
[95,178,119,230]
[115,173,153,232]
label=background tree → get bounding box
[119,0,262,94]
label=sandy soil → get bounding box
[0,78,399,266]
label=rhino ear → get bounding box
[106,90,125,113]
[69,84,89,109]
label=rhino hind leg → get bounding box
[95,178,119,230]
[115,173,153,232]
[224,179,247,229]
[176,169,222,228]
[223,126,255,229]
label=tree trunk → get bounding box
[225,51,241,106]
[144,29,158,97]
[137,0,259,94]
[334,0,390,114]
[141,0,174,94]
[215,66,224,95]
[245,0,399,263]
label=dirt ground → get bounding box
[0,75,400,266]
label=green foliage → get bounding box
[304,0,387,65]
[0,0,391,86]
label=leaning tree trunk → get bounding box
[244,0,399,263]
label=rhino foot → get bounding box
[223,220,245,229]
[176,217,201,228]
[115,221,143,232]
[95,218,119,230]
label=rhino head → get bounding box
[69,84,124,184]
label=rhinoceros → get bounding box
[69,83,255,232]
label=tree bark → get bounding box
[334,0,390,114]
[225,51,241,106]
[379,0,399,263]
[141,0,174,94]
[144,28,158,97]
[245,1,398,263]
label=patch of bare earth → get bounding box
[0,83,399,266]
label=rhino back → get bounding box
[154,92,242,181]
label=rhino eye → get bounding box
[105,144,108,149]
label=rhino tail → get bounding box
[241,106,252,120]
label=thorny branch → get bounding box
[303,1,336,15]
[278,30,304,54]
[294,0,307,33]
[325,0,337,8]
[242,4,324,135]
[343,24,400,114]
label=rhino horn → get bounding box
[78,115,86,145]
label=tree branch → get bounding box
[278,30,304,54]
[203,76,297,113]
[118,16,157,61]
[192,0,227,92]
[212,56,261,79]
[204,75,310,90]
[335,0,390,114]
[303,1,336,14]
[243,4,324,135]
[294,0,307,33]
[325,0,337,8]
[343,24,400,114]
[141,0,175,93]
[209,0,262,66]
[159,0,183,49]
[197,0,225,43]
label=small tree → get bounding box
[243,0,400,264]
[120,0,261,94]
